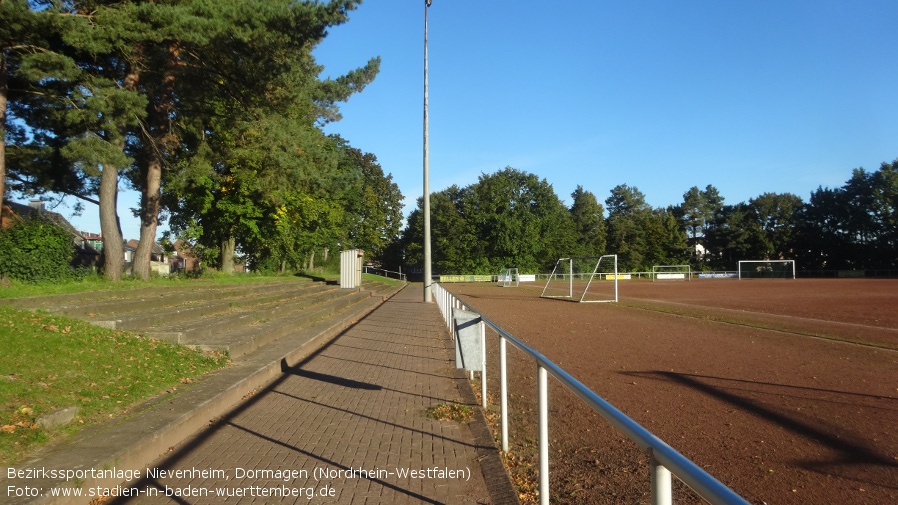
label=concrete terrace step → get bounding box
[5,277,406,363]
[10,279,322,321]
[163,285,373,341]
[185,289,391,359]
[100,282,343,332]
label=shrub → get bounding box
[0,216,77,283]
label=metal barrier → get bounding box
[433,283,751,505]
[362,266,407,281]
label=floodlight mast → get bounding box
[423,0,433,302]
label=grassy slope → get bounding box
[0,306,230,465]
[0,274,267,465]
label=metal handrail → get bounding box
[433,283,750,505]
[362,266,407,281]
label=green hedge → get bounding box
[0,217,77,283]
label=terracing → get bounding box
[5,276,401,360]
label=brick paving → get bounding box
[111,286,497,505]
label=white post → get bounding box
[499,336,509,452]
[614,254,619,302]
[452,298,458,336]
[538,365,549,505]
[443,290,450,327]
[480,321,487,408]
[650,449,673,505]
[568,258,573,298]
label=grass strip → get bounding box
[361,273,405,287]
[0,306,229,465]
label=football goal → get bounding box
[497,268,519,287]
[652,264,692,281]
[737,260,796,279]
[540,255,618,303]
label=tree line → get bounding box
[2,0,401,280]
[4,2,894,280]
[397,162,898,275]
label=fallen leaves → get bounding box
[423,403,473,422]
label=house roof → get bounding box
[2,200,77,233]
[2,199,100,256]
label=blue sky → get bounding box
[318,1,898,210]
[62,0,898,239]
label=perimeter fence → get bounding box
[432,269,898,283]
[433,283,750,505]
[797,269,898,278]
[435,271,736,283]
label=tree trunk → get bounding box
[98,163,124,281]
[133,157,161,280]
[220,234,235,273]
[307,250,315,271]
[0,51,8,217]
[134,42,178,280]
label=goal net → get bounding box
[737,260,796,279]
[497,268,519,287]
[652,264,692,281]
[540,255,618,303]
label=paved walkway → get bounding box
[110,286,512,505]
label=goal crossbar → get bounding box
[737,260,796,279]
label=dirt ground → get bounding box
[447,279,898,504]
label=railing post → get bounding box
[451,297,457,334]
[480,320,487,408]
[449,295,455,336]
[445,291,451,327]
[499,336,509,452]
[444,290,449,327]
[538,365,550,505]
[650,448,673,505]
[443,290,448,325]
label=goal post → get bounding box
[737,260,796,279]
[652,264,692,281]
[540,255,618,303]
[497,267,519,287]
